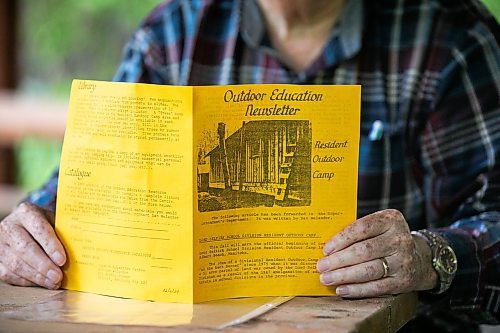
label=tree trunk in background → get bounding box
[0,0,18,184]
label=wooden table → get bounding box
[0,282,417,333]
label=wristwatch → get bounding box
[411,230,458,294]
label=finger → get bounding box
[0,247,60,289]
[41,208,56,228]
[0,262,37,287]
[323,210,403,255]
[317,234,392,272]
[17,203,66,266]
[1,223,63,286]
[319,258,386,286]
[335,278,396,298]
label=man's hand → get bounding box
[0,202,66,289]
[317,209,438,298]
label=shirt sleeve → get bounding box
[21,168,60,213]
[434,214,500,324]
[112,0,201,86]
[419,17,500,324]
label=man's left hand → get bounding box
[316,209,437,297]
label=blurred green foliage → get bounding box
[15,138,62,192]
[19,0,162,96]
[483,0,500,21]
[17,0,162,192]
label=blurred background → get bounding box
[0,0,162,216]
[0,2,500,332]
[0,0,499,219]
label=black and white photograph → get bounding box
[197,120,311,212]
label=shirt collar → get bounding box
[241,0,363,62]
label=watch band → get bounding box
[411,230,458,294]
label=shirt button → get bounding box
[369,120,384,141]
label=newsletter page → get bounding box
[192,84,360,302]
[56,80,194,302]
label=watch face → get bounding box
[438,246,458,275]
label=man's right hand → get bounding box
[0,202,66,289]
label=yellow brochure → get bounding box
[56,80,360,303]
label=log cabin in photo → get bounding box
[198,120,311,212]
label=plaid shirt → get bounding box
[26,0,499,328]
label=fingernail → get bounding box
[323,241,335,255]
[44,278,57,289]
[336,286,349,296]
[320,273,334,285]
[47,269,61,283]
[52,251,65,266]
[316,258,330,272]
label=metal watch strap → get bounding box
[411,229,457,294]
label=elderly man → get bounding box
[1,0,498,331]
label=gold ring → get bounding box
[380,257,389,278]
